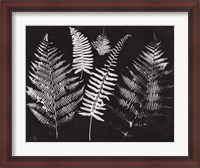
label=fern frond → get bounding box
[56,86,84,109]
[27,87,53,103]
[133,33,172,113]
[80,34,132,121]
[58,97,82,118]
[80,68,117,121]
[52,60,66,70]
[121,75,144,95]
[117,98,137,112]
[29,76,51,94]
[70,27,93,78]
[104,34,132,71]
[133,33,169,80]
[91,28,111,56]
[27,33,83,139]
[108,61,148,136]
[57,112,75,126]
[29,108,53,127]
[27,103,50,117]
[118,87,140,104]
[79,34,132,141]
[108,105,135,128]
[107,33,173,138]
[126,66,146,86]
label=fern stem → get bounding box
[46,41,59,140]
[89,116,93,141]
[80,70,83,80]
[88,74,106,141]
[55,125,58,140]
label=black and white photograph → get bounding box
[26,26,174,142]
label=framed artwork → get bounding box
[0,0,199,167]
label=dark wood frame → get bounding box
[1,0,199,167]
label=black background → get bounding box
[26,26,174,142]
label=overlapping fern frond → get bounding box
[134,33,170,80]
[27,33,84,139]
[79,34,132,141]
[108,33,173,137]
[108,67,147,135]
[91,28,111,56]
[70,27,93,78]
[133,33,173,113]
[79,68,118,122]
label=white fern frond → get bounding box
[132,33,173,113]
[133,33,169,80]
[91,29,111,56]
[70,27,93,78]
[80,34,132,121]
[104,34,132,71]
[27,33,83,139]
[80,68,118,122]
[79,34,132,141]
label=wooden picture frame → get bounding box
[0,0,199,167]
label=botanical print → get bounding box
[26,26,174,142]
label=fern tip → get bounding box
[43,33,48,42]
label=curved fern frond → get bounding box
[79,34,132,141]
[103,34,132,71]
[27,33,83,139]
[91,28,111,56]
[70,27,93,78]
[80,34,132,120]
